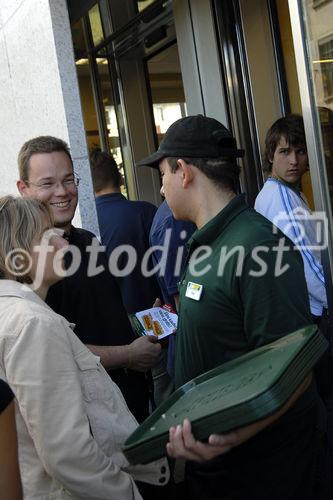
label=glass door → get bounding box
[288,0,333,299]
[105,3,185,204]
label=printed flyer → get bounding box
[130,306,177,340]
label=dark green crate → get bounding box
[123,325,327,464]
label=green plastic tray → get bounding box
[123,325,327,464]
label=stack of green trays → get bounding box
[123,325,327,465]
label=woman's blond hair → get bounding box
[0,196,52,282]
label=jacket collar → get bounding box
[0,280,75,329]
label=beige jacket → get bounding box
[0,280,168,499]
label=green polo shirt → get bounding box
[175,195,312,388]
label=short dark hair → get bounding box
[18,136,73,181]
[264,114,306,172]
[90,150,121,192]
[166,157,240,193]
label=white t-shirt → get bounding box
[255,178,327,316]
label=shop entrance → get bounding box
[71,0,186,205]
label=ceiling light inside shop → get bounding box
[96,58,108,64]
[76,58,88,65]
[313,59,333,64]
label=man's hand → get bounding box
[167,415,283,462]
[126,335,161,372]
[167,374,312,462]
[153,298,162,308]
[167,419,232,462]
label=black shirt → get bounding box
[0,379,14,414]
[96,193,161,313]
[46,227,149,422]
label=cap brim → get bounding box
[136,150,166,169]
[137,147,245,168]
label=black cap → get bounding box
[137,114,245,169]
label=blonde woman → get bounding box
[0,196,168,499]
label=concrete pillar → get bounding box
[0,0,99,234]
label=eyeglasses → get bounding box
[25,174,80,192]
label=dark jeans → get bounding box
[325,393,333,495]
[136,479,176,500]
[186,401,319,500]
[313,312,333,496]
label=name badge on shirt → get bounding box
[185,282,203,301]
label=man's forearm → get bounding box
[173,293,180,312]
[86,344,129,370]
[87,335,161,372]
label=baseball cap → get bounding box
[137,114,245,169]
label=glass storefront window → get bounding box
[288,0,333,303]
[72,19,102,150]
[318,38,333,100]
[95,55,128,196]
[70,0,176,203]
[72,18,87,61]
[71,12,129,196]
[301,0,333,203]
[88,4,104,46]
[274,0,315,208]
[137,0,157,12]
[107,0,167,33]
[146,43,186,144]
[77,58,102,151]
[153,103,185,144]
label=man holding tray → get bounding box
[137,115,321,499]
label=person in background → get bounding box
[147,199,196,495]
[90,149,160,314]
[138,114,321,500]
[255,114,327,321]
[0,195,168,499]
[142,193,196,405]
[16,136,160,424]
[0,379,22,500]
[255,114,332,495]
[149,199,196,313]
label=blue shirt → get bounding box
[149,201,196,378]
[149,200,196,307]
[95,193,160,313]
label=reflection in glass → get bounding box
[137,0,157,12]
[95,56,128,197]
[318,38,333,100]
[302,0,333,203]
[88,4,104,46]
[72,18,87,62]
[146,43,186,144]
[77,59,101,151]
[71,16,128,196]
[71,19,101,151]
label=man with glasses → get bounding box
[16,136,161,425]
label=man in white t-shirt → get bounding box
[255,114,327,319]
[255,115,332,496]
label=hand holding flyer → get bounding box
[130,306,177,340]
